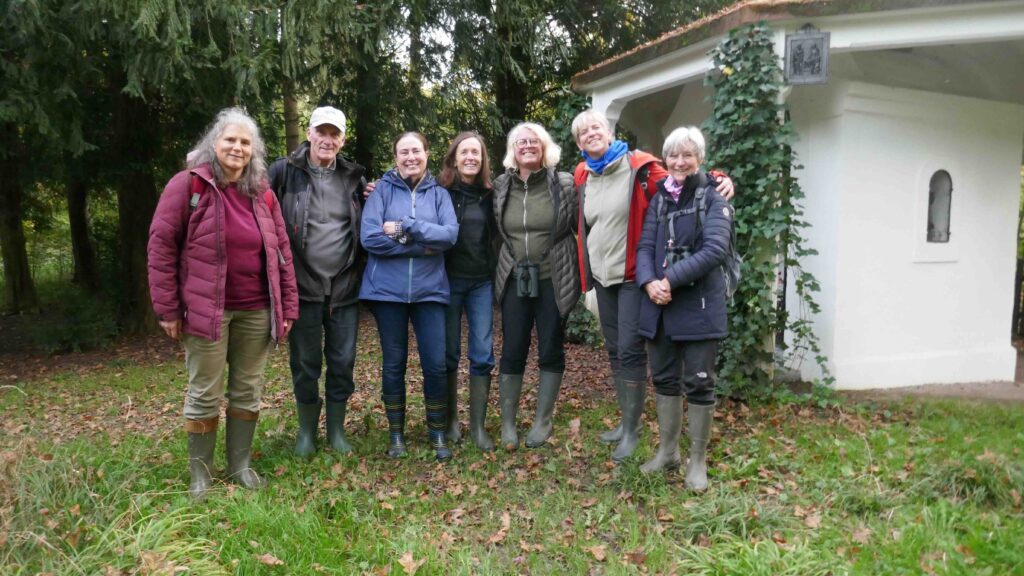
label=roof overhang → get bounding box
[572,0,1019,93]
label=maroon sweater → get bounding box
[222,183,270,310]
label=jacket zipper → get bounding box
[252,196,279,344]
[407,177,423,303]
[522,177,530,263]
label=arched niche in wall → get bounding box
[913,160,959,263]
[927,169,952,243]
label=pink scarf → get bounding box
[664,175,684,203]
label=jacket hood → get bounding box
[189,162,215,183]
[381,167,438,190]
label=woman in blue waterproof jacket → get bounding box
[635,126,732,491]
[360,131,459,462]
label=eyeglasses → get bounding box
[514,138,541,148]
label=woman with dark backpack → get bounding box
[571,109,733,463]
[635,126,732,490]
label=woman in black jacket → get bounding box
[635,126,732,490]
[437,132,498,451]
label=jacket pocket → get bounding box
[277,248,286,265]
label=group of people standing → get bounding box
[147,104,735,501]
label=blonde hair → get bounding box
[502,122,561,171]
[570,109,611,144]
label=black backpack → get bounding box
[655,181,742,300]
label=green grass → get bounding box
[2,350,1023,575]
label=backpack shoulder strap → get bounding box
[637,164,651,200]
[188,173,204,212]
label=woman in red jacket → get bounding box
[148,107,298,500]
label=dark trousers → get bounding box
[499,278,566,375]
[370,301,447,402]
[647,317,718,405]
[289,300,359,405]
[593,281,647,382]
[445,277,495,376]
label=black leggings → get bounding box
[499,278,566,374]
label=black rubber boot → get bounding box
[685,403,715,491]
[185,417,218,501]
[445,372,462,444]
[225,409,266,490]
[498,373,523,450]
[383,394,407,458]
[525,371,563,448]
[325,401,353,454]
[294,399,321,457]
[640,394,682,473]
[611,380,646,462]
[426,397,452,462]
[599,375,625,444]
[468,374,494,451]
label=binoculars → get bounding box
[516,262,540,298]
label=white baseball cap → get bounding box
[309,106,346,131]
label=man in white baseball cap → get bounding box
[268,106,367,457]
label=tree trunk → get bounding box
[0,122,38,313]
[111,80,159,333]
[283,78,301,153]
[65,158,100,294]
[492,3,531,165]
[351,39,383,176]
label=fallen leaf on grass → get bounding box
[622,548,646,565]
[398,551,425,574]
[257,553,284,566]
[804,514,821,529]
[568,418,581,440]
[851,527,872,544]
[580,498,598,509]
[585,545,607,562]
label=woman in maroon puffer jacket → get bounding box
[148,107,298,500]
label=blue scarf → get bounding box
[582,139,629,175]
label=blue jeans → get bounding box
[289,301,359,405]
[445,278,495,376]
[370,301,447,402]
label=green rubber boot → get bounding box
[226,409,267,490]
[640,394,682,473]
[185,417,218,501]
[498,373,523,450]
[468,374,495,451]
[325,401,353,454]
[611,380,645,462]
[684,403,715,491]
[294,400,321,457]
[445,372,462,444]
[525,371,563,448]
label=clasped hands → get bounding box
[644,278,672,306]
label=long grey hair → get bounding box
[187,107,268,197]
